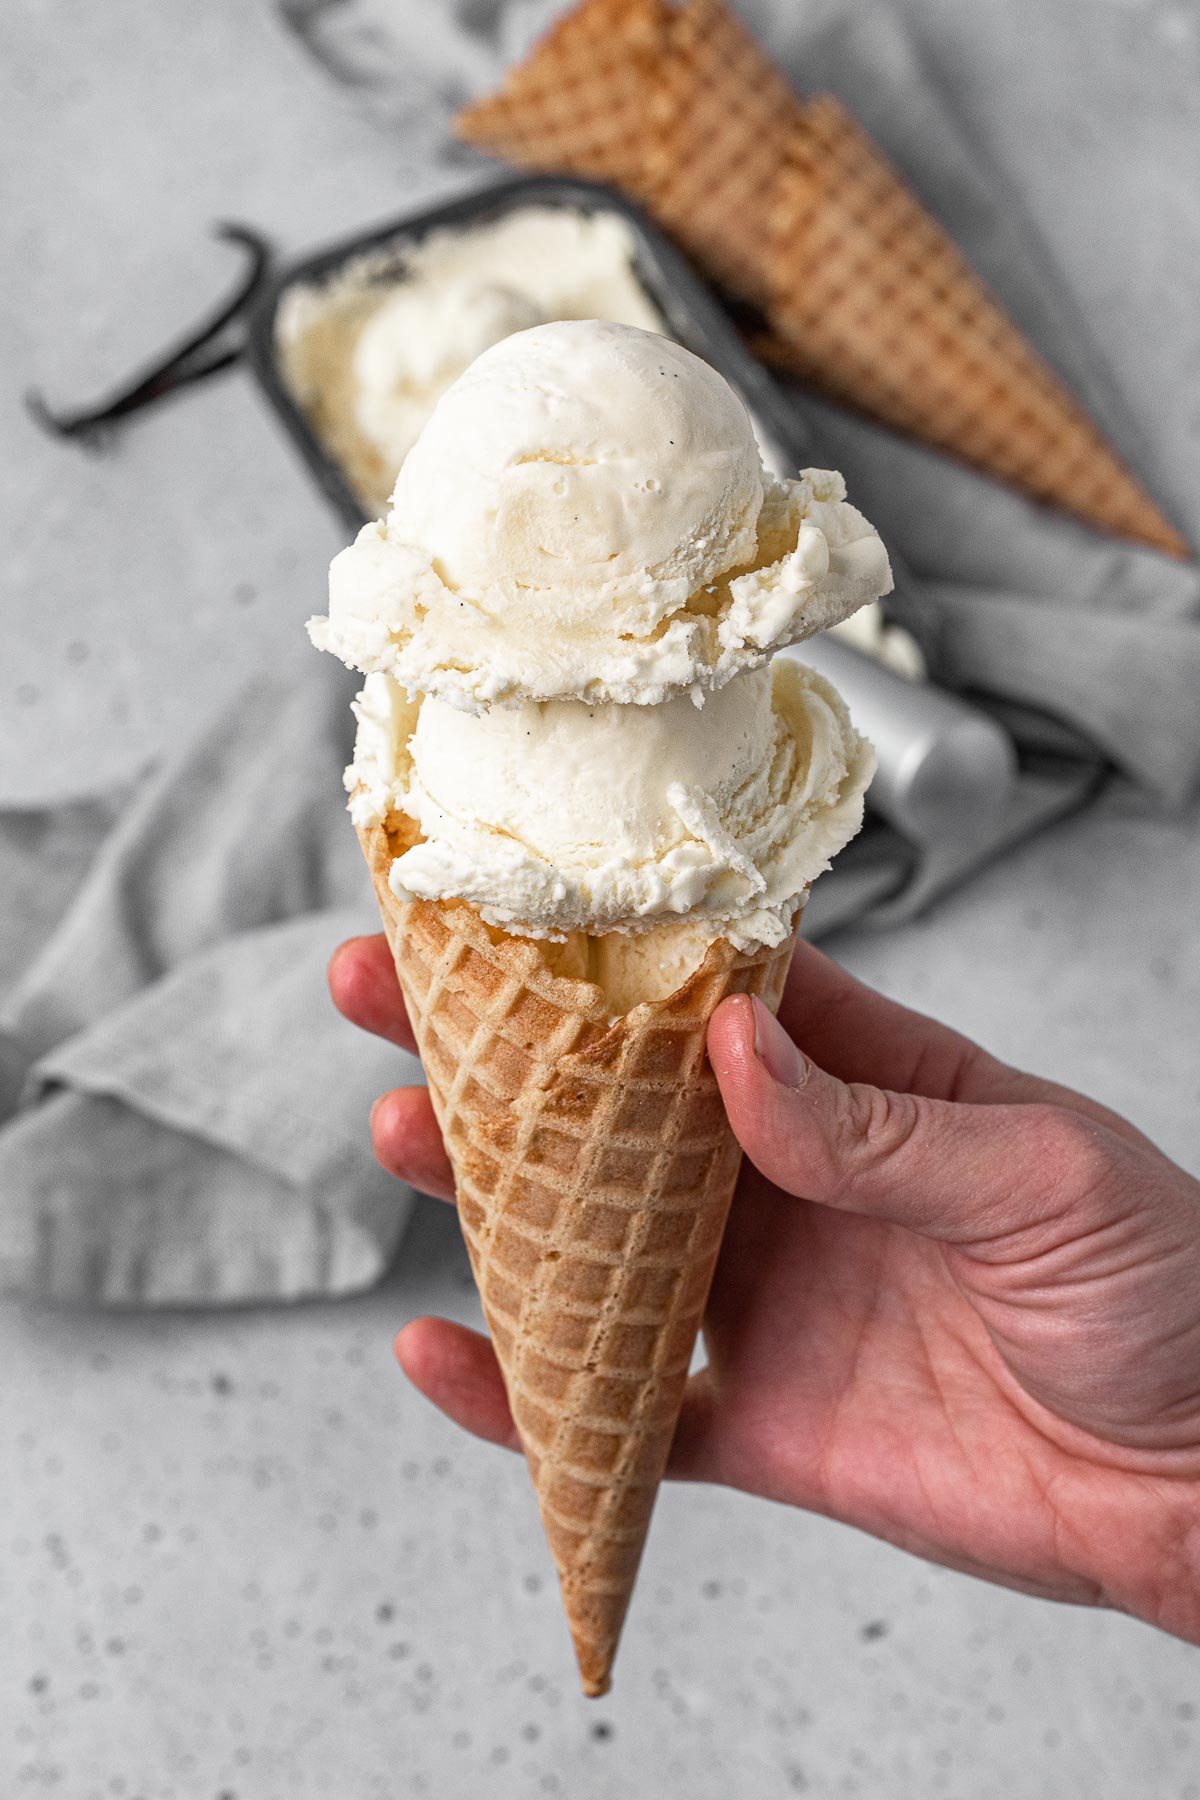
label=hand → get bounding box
[329,934,1200,1643]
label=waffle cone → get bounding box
[765,98,1187,556]
[455,0,1187,556]
[634,0,805,303]
[359,816,796,1695]
[453,0,666,193]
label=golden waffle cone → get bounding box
[456,0,804,305]
[454,0,666,191]
[637,0,805,303]
[763,97,1187,556]
[455,1,1187,556]
[358,816,796,1695]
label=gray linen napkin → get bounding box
[0,666,421,1305]
[799,397,1200,807]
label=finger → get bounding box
[708,993,1130,1248]
[779,940,994,1095]
[779,940,1149,1146]
[328,935,418,1055]
[396,1318,521,1450]
[372,1087,454,1201]
[664,1370,720,1483]
[395,1318,721,1481]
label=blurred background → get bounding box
[3,1,1200,1795]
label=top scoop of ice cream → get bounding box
[309,320,892,708]
[392,318,762,612]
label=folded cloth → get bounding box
[0,666,422,1306]
[0,787,131,1120]
[801,396,1200,809]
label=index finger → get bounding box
[328,934,418,1056]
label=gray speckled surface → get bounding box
[6,1167,1200,1800]
[4,1,1200,1794]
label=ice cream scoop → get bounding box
[393,318,762,607]
[347,659,873,949]
[308,320,892,708]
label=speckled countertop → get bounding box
[4,2,1200,1796]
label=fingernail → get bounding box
[751,995,810,1089]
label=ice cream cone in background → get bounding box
[309,321,892,1690]
[452,0,664,191]
[635,0,804,304]
[455,0,1188,557]
[456,0,803,306]
[763,98,1189,558]
[359,816,797,1695]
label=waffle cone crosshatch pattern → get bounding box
[360,819,797,1694]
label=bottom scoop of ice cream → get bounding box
[348,659,875,951]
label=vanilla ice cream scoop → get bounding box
[394,318,762,611]
[309,320,892,708]
[347,660,874,949]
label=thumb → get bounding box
[707,993,1113,1247]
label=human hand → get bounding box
[329,933,1200,1643]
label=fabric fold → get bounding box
[0,670,423,1307]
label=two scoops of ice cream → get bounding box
[308,319,892,1693]
[312,319,889,987]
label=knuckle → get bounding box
[837,1083,922,1189]
[371,1097,402,1160]
[1025,1104,1116,1202]
[946,1037,998,1103]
